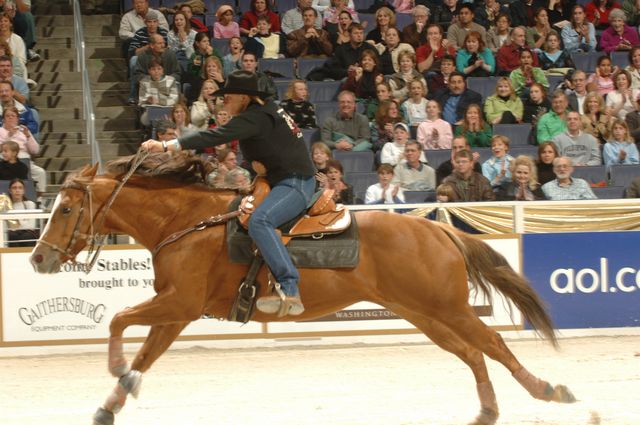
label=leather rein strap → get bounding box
[152,210,242,257]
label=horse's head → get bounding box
[30,163,101,274]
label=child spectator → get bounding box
[311,141,332,189]
[510,48,549,99]
[6,177,39,246]
[138,58,179,127]
[170,103,197,137]
[239,0,282,36]
[482,135,515,189]
[538,31,574,72]
[427,54,456,95]
[380,122,426,166]
[365,81,392,121]
[456,31,495,77]
[536,141,559,186]
[187,33,223,79]
[603,119,640,165]
[522,83,551,129]
[0,140,28,180]
[326,158,354,204]
[436,184,455,202]
[244,15,286,59]
[342,50,383,101]
[587,55,617,96]
[365,163,405,204]
[484,77,524,124]
[190,79,218,130]
[280,80,317,129]
[214,5,240,39]
[416,100,453,150]
[222,37,244,77]
[401,80,428,127]
[389,51,426,102]
[454,104,493,147]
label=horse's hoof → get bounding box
[119,370,142,399]
[551,384,577,403]
[468,407,499,425]
[93,407,115,425]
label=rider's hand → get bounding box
[141,139,164,152]
[239,195,255,214]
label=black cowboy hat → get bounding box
[213,70,270,98]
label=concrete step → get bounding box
[38,105,136,120]
[36,46,122,60]
[29,69,127,83]
[31,81,129,94]
[31,92,132,109]
[38,25,119,38]
[28,58,127,73]
[40,143,131,158]
[39,117,138,133]
[36,15,123,27]
[41,131,143,145]
[36,36,120,47]
[37,156,91,171]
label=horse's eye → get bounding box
[61,207,72,215]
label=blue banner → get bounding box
[523,232,640,329]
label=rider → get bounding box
[141,70,316,316]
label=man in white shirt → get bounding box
[119,0,169,56]
[281,0,322,34]
[568,70,588,114]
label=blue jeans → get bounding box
[248,176,315,297]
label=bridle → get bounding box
[37,150,149,273]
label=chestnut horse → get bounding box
[29,154,575,425]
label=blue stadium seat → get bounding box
[571,165,608,185]
[592,186,624,199]
[301,128,320,147]
[403,190,436,203]
[466,77,500,100]
[335,150,375,173]
[611,51,630,69]
[307,81,341,102]
[359,14,376,35]
[259,58,296,79]
[609,164,640,187]
[474,147,493,164]
[546,75,564,91]
[508,146,538,158]
[298,58,327,80]
[570,52,601,73]
[344,171,378,203]
[212,38,230,56]
[396,14,413,30]
[493,124,532,146]
[424,149,451,169]
[275,80,289,99]
[314,101,336,127]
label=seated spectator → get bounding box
[371,99,404,152]
[380,122,427,166]
[538,31,575,72]
[325,158,354,204]
[365,81,392,121]
[456,31,495,78]
[365,163,405,204]
[240,52,277,100]
[392,140,436,190]
[321,90,371,151]
[487,13,512,53]
[523,82,552,125]
[599,8,638,53]
[374,27,415,75]
[603,118,640,164]
[245,16,286,60]
[435,184,456,203]
[433,0,460,29]
[0,81,36,136]
[626,46,640,89]
[190,79,218,130]
[416,24,456,74]
[0,140,27,180]
[213,5,240,39]
[401,80,428,127]
[133,33,180,106]
[586,55,617,97]
[366,6,395,44]
[542,156,597,200]
[341,50,383,100]
[536,141,560,185]
[313,0,354,14]
[510,48,549,98]
[209,108,239,154]
[280,79,318,128]
[311,141,332,189]
[389,51,426,101]
[605,70,639,120]
[187,32,223,79]
[537,90,569,143]
[286,7,332,58]
[2,0,38,63]
[307,23,377,81]
[417,100,453,150]
[282,0,322,35]
[426,54,456,95]
[625,91,640,143]
[497,26,539,75]
[484,77,524,124]
[166,12,196,73]
[624,175,640,197]
[447,4,487,50]
[442,149,495,201]
[202,56,226,89]
[455,104,493,147]
[0,54,28,106]
[138,58,179,127]
[525,7,552,51]
[585,0,622,29]
[551,110,602,165]
[170,103,197,137]
[435,135,482,184]
[433,72,482,125]
[239,0,281,36]
[497,155,546,200]
[474,0,508,29]
[155,119,177,142]
[206,148,251,188]
[327,10,355,49]
[547,0,576,27]
[394,0,414,14]
[178,3,207,34]
[119,0,169,57]
[0,39,25,80]
[482,135,515,189]
[222,37,244,77]
[323,0,359,29]
[402,5,430,48]
[6,178,39,246]
[0,105,43,194]
[566,70,588,114]
[561,5,597,53]
[581,91,610,144]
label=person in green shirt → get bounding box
[454,103,493,147]
[536,90,569,144]
[509,48,549,99]
[484,77,524,124]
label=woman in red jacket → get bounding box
[239,0,281,36]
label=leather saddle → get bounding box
[238,176,351,244]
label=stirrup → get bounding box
[256,283,304,317]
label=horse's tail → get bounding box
[435,222,558,348]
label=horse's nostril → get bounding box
[33,254,43,264]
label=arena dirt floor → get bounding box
[1,335,639,425]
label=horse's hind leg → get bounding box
[397,308,499,425]
[438,305,576,404]
[94,323,188,425]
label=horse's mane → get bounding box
[105,151,213,184]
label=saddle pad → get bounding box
[226,212,360,268]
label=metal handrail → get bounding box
[70,0,103,173]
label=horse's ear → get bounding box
[80,163,100,177]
